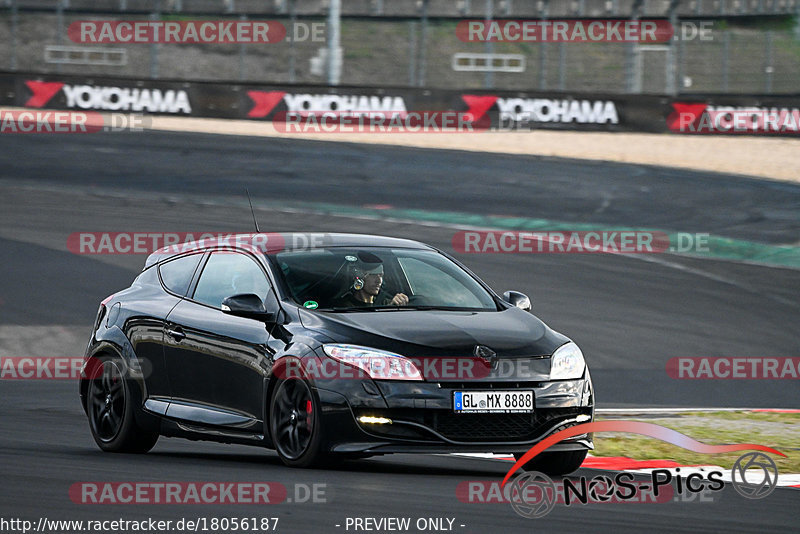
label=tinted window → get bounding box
[193,252,270,308]
[158,253,203,296]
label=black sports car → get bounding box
[80,233,594,474]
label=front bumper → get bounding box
[315,375,594,454]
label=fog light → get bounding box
[358,415,392,425]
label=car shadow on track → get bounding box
[98,447,511,477]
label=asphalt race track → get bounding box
[0,131,798,533]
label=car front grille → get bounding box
[431,408,588,441]
[431,412,536,440]
[356,407,589,442]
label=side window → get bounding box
[158,253,203,296]
[192,252,270,309]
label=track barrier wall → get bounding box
[1,71,799,135]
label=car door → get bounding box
[163,250,273,431]
[124,252,205,410]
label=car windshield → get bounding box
[272,247,498,311]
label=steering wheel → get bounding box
[406,294,429,305]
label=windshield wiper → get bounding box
[322,306,416,312]
[398,306,485,311]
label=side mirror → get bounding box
[503,290,531,311]
[221,293,276,322]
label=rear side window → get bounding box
[193,252,270,308]
[158,254,203,296]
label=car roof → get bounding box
[144,232,433,269]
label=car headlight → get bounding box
[550,342,586,380]
[322,344,423,381]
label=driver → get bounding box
[334,254,408,307]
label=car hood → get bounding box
[298,306,568,358]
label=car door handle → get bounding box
[166,327,186,342]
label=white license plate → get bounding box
[453,390,534,413]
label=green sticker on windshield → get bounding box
[303,300,319,309]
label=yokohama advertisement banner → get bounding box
[1,71,797,135]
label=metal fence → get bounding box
[1,1,799,94]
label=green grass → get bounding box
[594,412,800,473]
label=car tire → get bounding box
[86,355,159,453]
[269,377,329,468]
[513,449,587,476]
